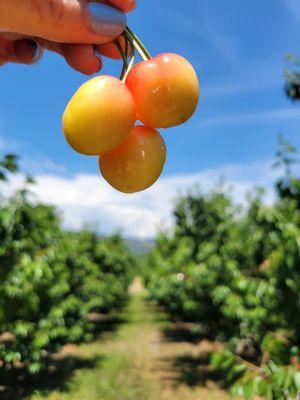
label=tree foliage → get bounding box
[285,54,300,101]
[0,156,133,375]
[145,138,300,399]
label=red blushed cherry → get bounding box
[125,53,199,129]
[99,125,166,194]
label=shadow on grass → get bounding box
[162,325,201,344]
[156,352,227,389]
[91,314,127,339]
[169,353,227,388]
[0,354,102,400]
[0,313,126,400]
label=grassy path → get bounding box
[31,280,229,400]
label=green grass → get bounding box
[30,282,229,400]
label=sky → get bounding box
[1,0,300,238]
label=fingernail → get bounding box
[93,47,102,72]
[27,40,39,60]
[13,39,40,64]
[93,46,101,60]
[87,2,127,36]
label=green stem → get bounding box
[123,49,135,81]
[125,27,152,61]
[114,38,128,71]
[119,32,130,80]
[123,32,129,59]
[120,37,135,83]
[124,31,147,61]
[116,27,151,82]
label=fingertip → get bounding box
[121,0,137,13]
[97,36,132,60]
[12,39,42,64]
[62,44,102,75]
[127,0,137,12]
[87,53,102,75]
[109,0,137,13]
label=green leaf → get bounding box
[294,371,300,389]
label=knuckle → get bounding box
[34,0,65,26]
[47,0,65,26]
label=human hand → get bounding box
[0,0,136,74]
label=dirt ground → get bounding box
[31,279,230,400]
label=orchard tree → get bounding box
[0,154,18,182]
[273,135,300,207]
[285,54,300,100]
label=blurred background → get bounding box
[1,1,300,399]
[1,0,299,239]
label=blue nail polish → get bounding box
[27,40,39,59]
[93,46,101,60]
[87,3,127,36]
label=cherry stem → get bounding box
[114,27,151,82]
[124,27,152,61]
[119,35,135,82]
[114,38,128,71]
[124,33,129,59]
[123,48,135,81]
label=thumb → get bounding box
[0,0,127,44]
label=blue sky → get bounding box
[1,0,300,237]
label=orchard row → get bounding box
[144,147,300,399]
[0,175,134,377]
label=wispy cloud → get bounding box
[203,83,257,97]
[21,154,67,175]
[285,0,300,23]
[154,5,204,40]
[0,159,279,239]
[0,133,24,153]
[0,132,66,174]
[199,107,300,128]
[203,77,281,98]
[199,2,241,66]
[0,134,7,151]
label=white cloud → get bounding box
[0,133,24,153]
[285,0,300,23]
[203,83,257,97]
[0,159,280,239]
[0,133,10,151]
[21,154,67,175]
[203,77,281,98]
[199,107,300,128]
[154,5,203,40]
[199,2,241,66]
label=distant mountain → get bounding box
[125,237,154,253]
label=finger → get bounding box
[61,44,102,75]
[40,40,102,75]
[0,38,42,65]
[0,0,127,44]
[0,32,28,41]
[97,35,131,60]
[107,0,137,13]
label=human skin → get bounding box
[0,0,136,74]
